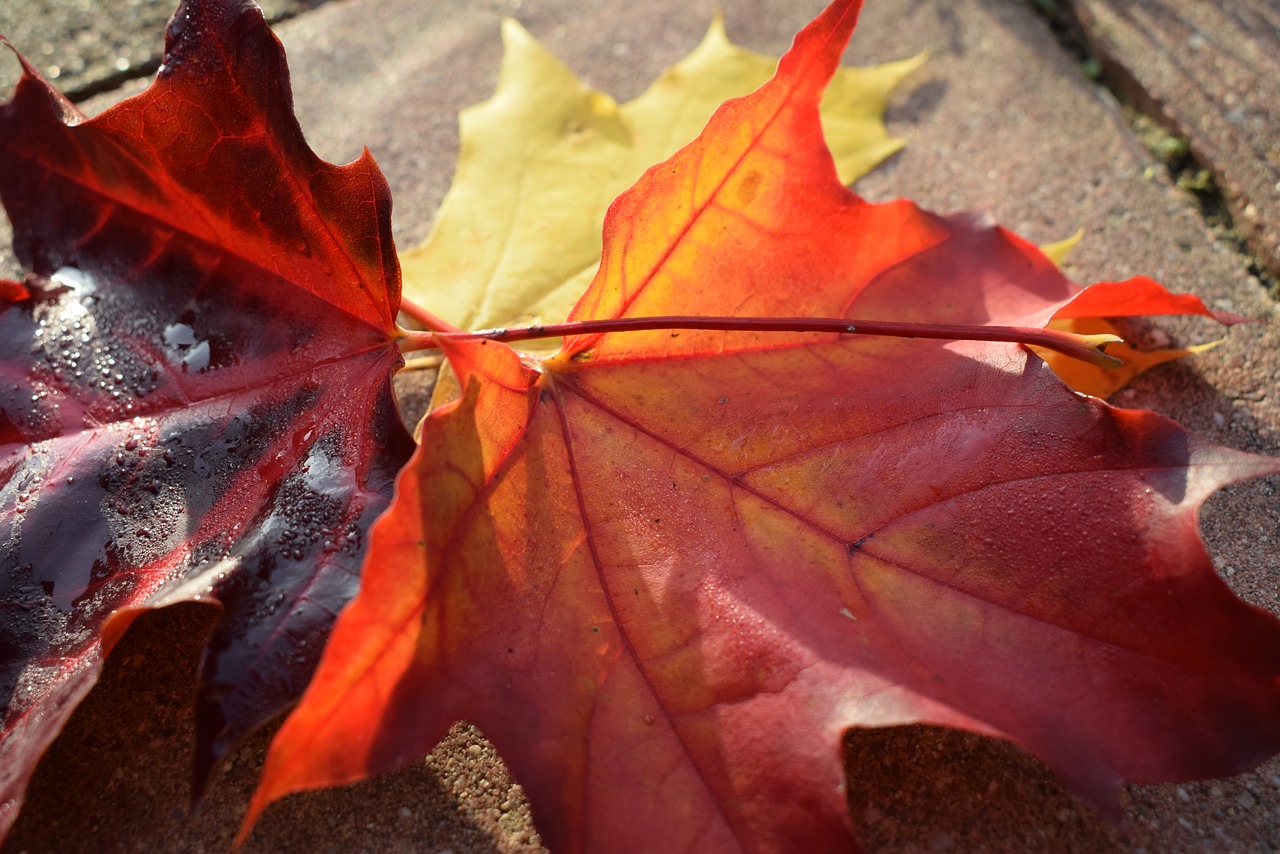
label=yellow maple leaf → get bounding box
[399,16,923,333]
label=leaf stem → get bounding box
[397,297,462,333]
[398,315,1123,368]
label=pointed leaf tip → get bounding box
[781,0,866,90]
[1040,228,1086,267]
[1055,276,1245,325]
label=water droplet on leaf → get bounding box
[183,340,211,372]
[163,322,197,347]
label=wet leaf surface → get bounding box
[0,0,412,832]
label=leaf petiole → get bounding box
[397,315,1124,369]
[397,297,463,333]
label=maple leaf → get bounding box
[246,0,1280,851]
[0,0,412,836]
[398,14,923,334]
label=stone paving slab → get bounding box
[1068,0,1280,280]
[2,0,1279,851]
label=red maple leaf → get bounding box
[243,0,1280,851]
[0,0,411,835]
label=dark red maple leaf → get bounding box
[0,0,411,835]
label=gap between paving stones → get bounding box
[1025,0,1280,301]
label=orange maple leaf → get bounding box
[244,1,1280,851]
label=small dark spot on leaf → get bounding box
[737,169,763,205]
[847,533,873,555]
